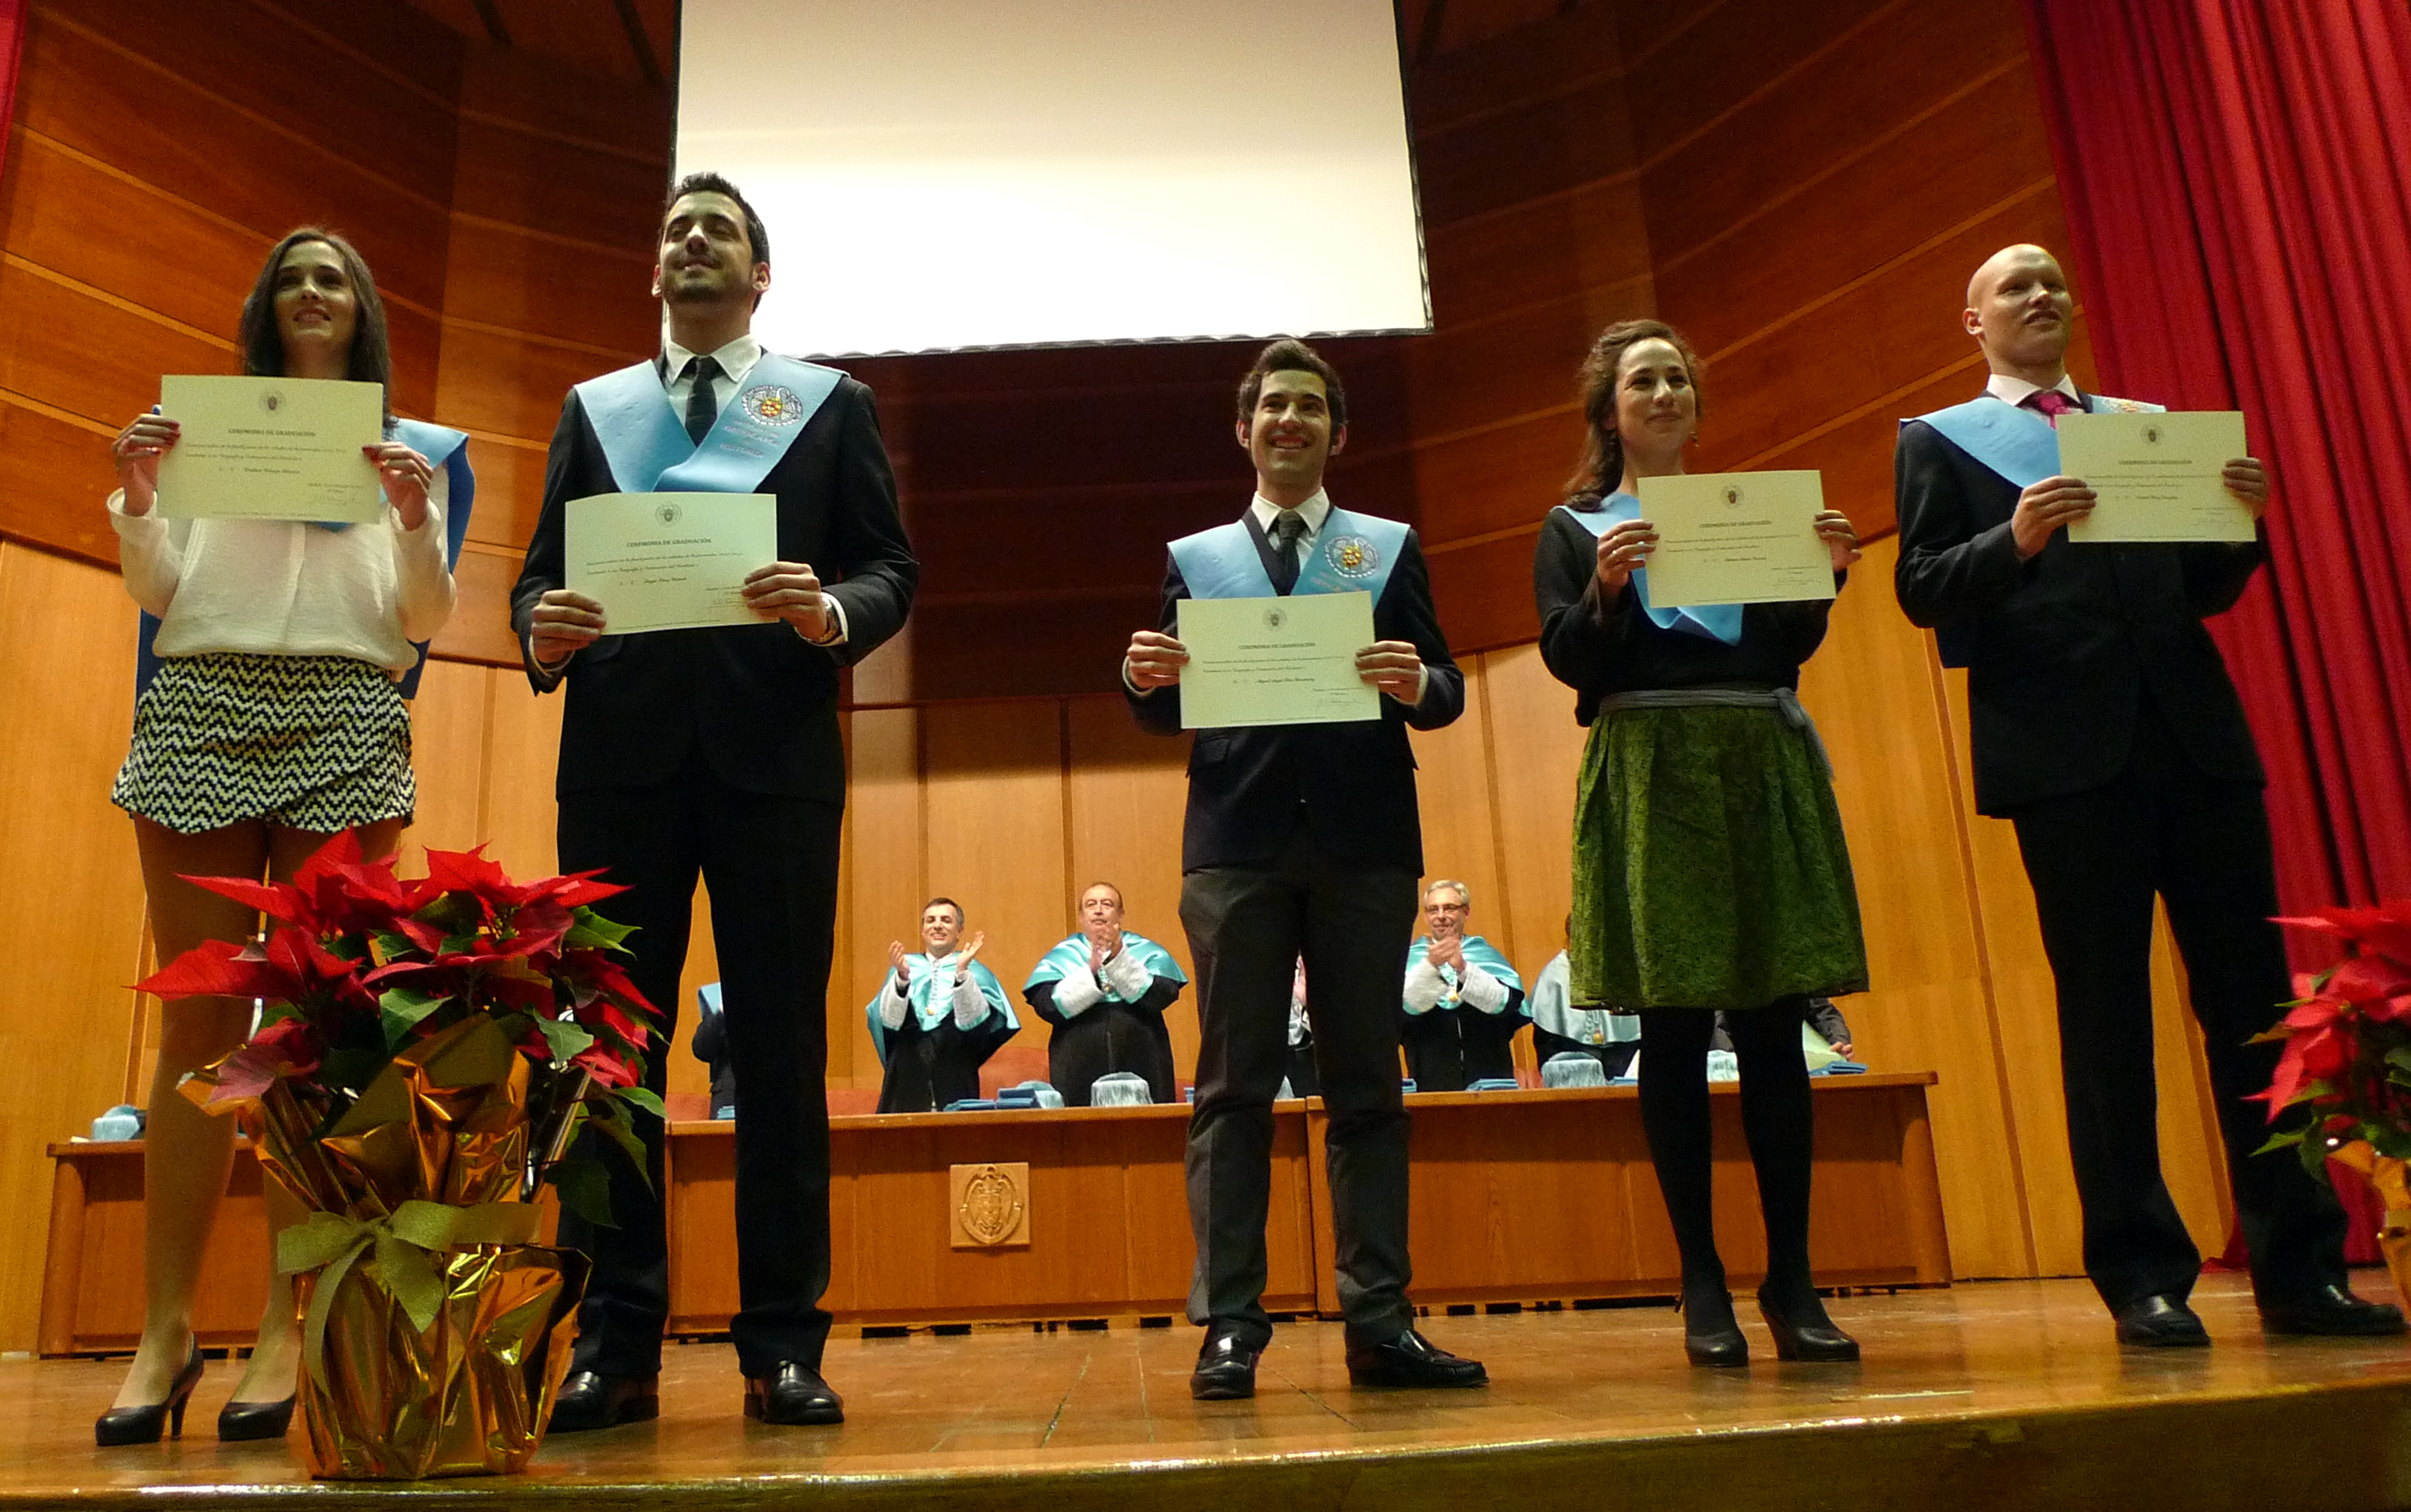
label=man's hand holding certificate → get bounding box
[1636,470,1841,607]
[154,375,386,523]
[563,491,779,634]
[2058,411,2256,544]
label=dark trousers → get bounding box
[2008,707,2345,1313]
[1182,840,1419,1347]
[555,763,842,1378]
[1401,1007,1522,1091]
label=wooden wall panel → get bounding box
[0,542,150,1353]
[1064,698,1199,1081]
[842,708,924,1088]
[921,700,1068,1085]
[1410,658,1510,958]
[1479,643,1586,981]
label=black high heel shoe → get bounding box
[1679,1282,1749,1367]
[218,1394,296,1441]
[95,1341,205,1446]
[1758,1287,1861,1362]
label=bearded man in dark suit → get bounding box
[512,171,916,1427]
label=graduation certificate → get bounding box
[2060,411,2254,543]
[154,375,385,522]
[1636,470,1835,607]
[1177,590,1379,729]
[564,491,778,634]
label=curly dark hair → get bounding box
[1562,319,1701,508]
[1236,338,1348,432]
[236,228,394,423]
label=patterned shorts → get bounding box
[111,652,415,835]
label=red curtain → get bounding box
[0,0,24,183]
[2020,0,2411,941]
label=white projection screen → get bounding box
[673,0,1429,357]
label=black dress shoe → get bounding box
[95,1341,205,1447]
[1680,1285,1748,1368]
[745,1362,843,1426]
[2260,1283,2410,1337]
[1757,1288,1860,1363]
[2113,1294,2210,1347]
[1345,1329,1488,1388]
[549,1370,661,1433]
[1189,1329,1262,1401]
[217,1395,295,1442]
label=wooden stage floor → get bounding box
[7,1273,2410,1511]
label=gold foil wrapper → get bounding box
[191,1015,588,1479]
[294,1238,586,1478]
[2326,1143,2411,1315]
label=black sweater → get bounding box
[1532,505,1842,721]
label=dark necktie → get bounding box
[1269,512,1306,595]
[684,355,721,444]
[2024,388,2077,428]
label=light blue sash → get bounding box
[1404,934,1525,1016]
[1557,496,1742,644]
[1168,506,1409,602]
[1024,932,1188,996]
[864,955,1015,1058]
[576,353,843,496]
[1908,391,2163,488]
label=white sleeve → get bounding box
[1050,962,1106,1018]
[1457,965,1510,1015]
[880,971,910,1030]
[391,469,456,644]
[951,968,990,1030]
[1403,957,1448,1014]
[109,491,183,617]
[1099,947,1153,1001]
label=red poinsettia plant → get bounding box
[2256,901,2411,1175]
[136,833,662,1223]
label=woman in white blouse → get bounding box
[96,229,463,1446]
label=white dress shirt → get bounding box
[1984,371,2081,408]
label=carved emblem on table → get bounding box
[949,1162,1031,1248]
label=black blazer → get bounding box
[1126,512,1463,874]
[510,371,917,801]
[1893,409,2265,816]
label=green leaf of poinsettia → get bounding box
[563,907,639,953]
[534,1014,595,1064]
[618,1086,668,1121]
[549,1155,615,1229]
[378,986,451,1049]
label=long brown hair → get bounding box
[236,227,395,425]
[1561,318,1701,508]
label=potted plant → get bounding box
[141,835,661,1478]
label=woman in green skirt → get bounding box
[1533,320,1868,1365]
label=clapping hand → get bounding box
[887,939,913,987]
[959,930,987,963]
[1814,509,1861,570]
[1428,937,1466,974]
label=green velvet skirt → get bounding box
[1570,704,1868,1012]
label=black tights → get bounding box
[1636,999,1818,1309]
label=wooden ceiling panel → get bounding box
[399,0,660,84]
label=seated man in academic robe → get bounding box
[866,896,1017,1112]
[1023,881,1190,1106]
[1283,961,1320,1099]
[1399,879,1527,1090]
[1528,941,1640,1079]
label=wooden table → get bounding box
[39,1074,1945,1353]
